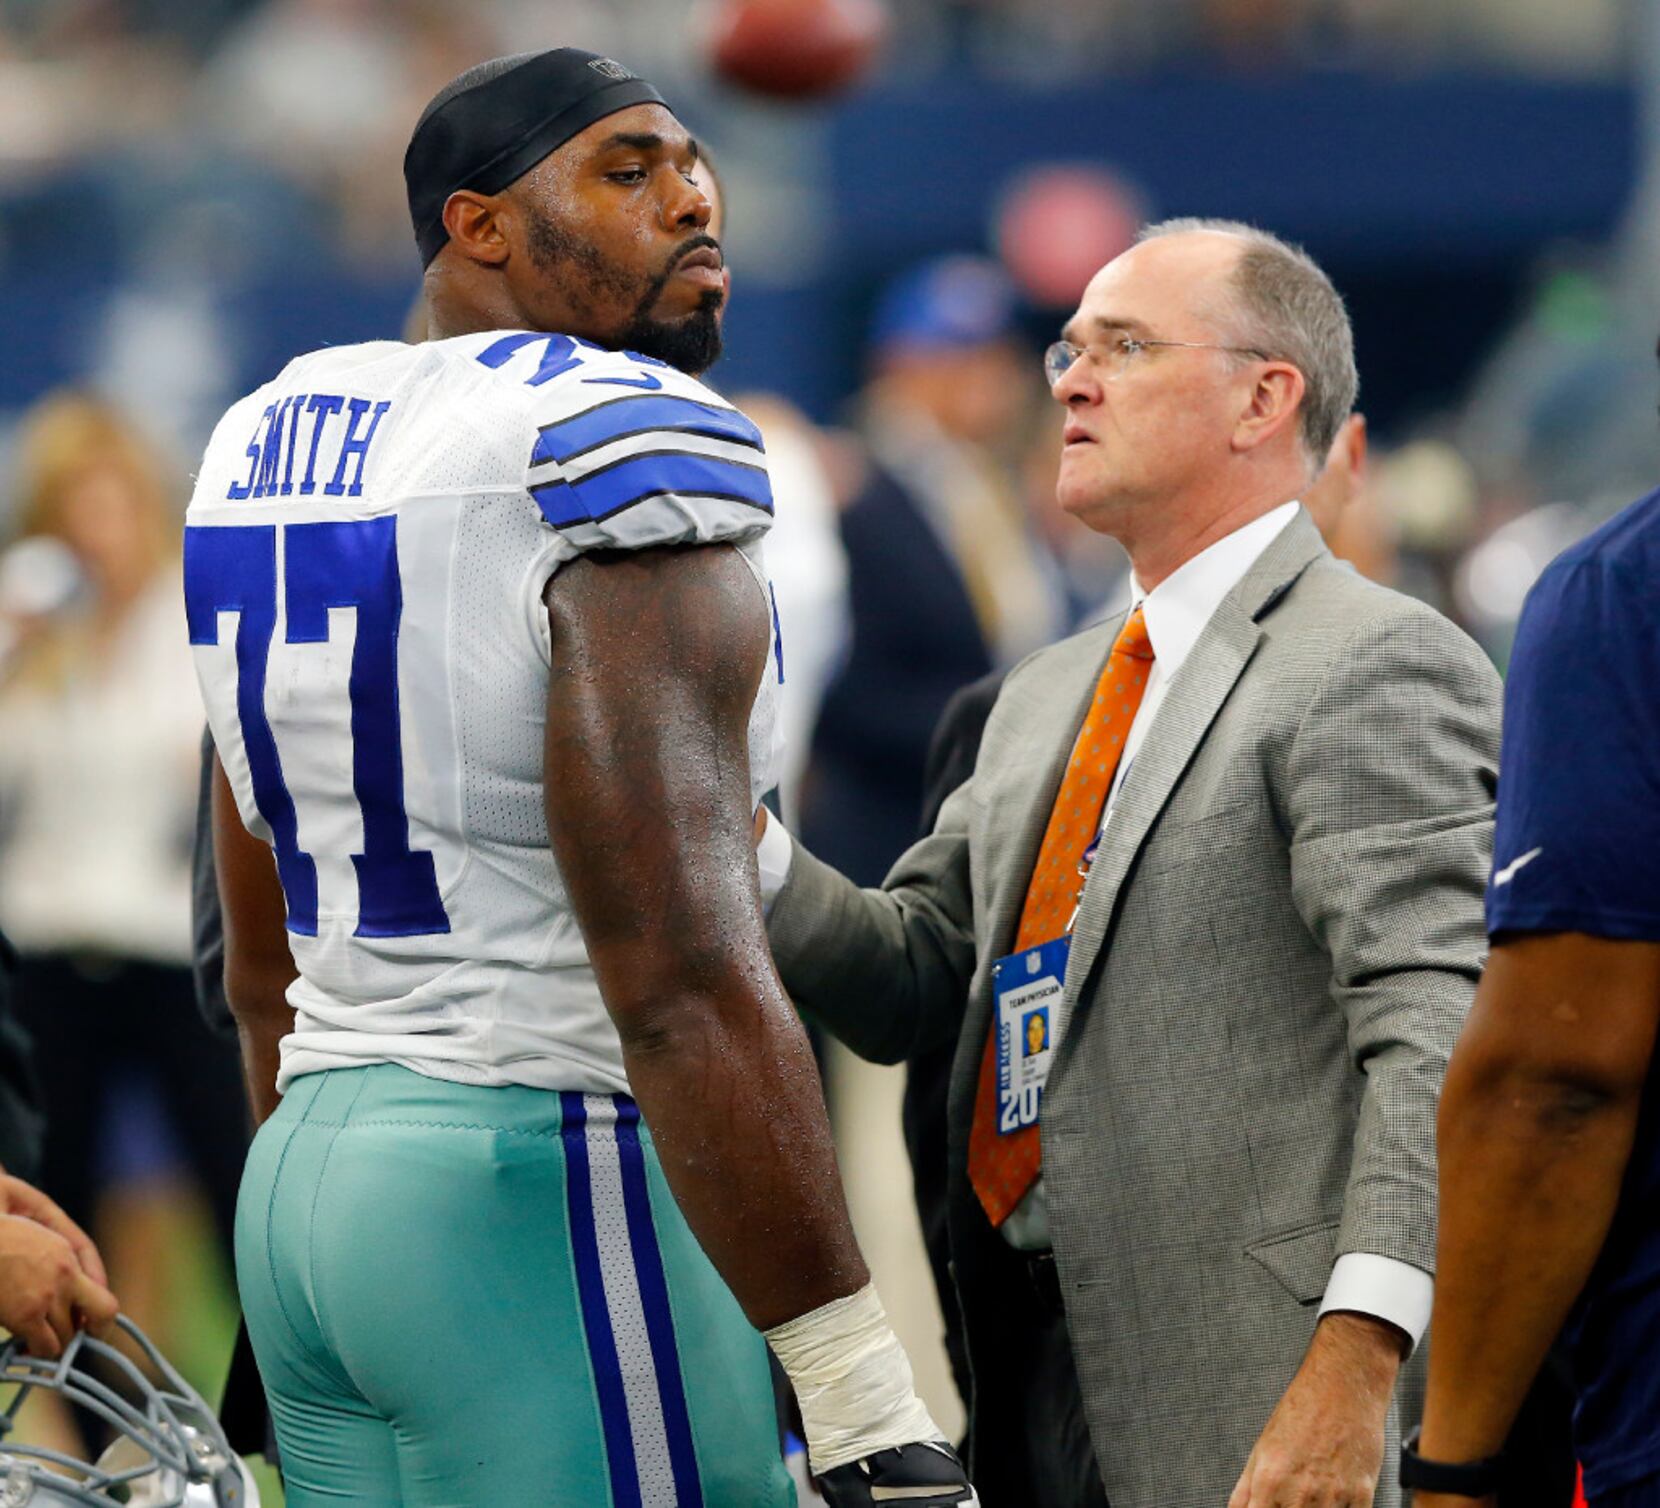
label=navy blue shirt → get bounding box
[1487,485,1660,1498]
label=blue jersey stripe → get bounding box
[561,1092,643,1508]
[613,1096,705,1508]
[531,452,773,530]
[532,395,764,467]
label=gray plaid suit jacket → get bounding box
[768,509,1501,1507]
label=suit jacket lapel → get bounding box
[1061,509,1329,1021]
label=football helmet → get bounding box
[0,1316,256,1505]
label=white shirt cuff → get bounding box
[1318,1253,1433,1353]
[756,811,795,913]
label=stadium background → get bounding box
[0,0,1653,1499]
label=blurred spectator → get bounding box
[0,929,43,1188]
[1302,410,1400,584]
[801,255,1065,887]
[738,394,851,825]
[196,0,496,261]
[1016,384,1132,625]
[0,0,259,57]
[0,393,246,1373]
[690,149,851,828]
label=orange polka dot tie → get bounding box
[967,606,1156,1227]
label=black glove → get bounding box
[817,1440,978,1507]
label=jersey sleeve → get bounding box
[1486,551,1660,940]
[520,351,773,556]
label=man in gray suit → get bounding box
[755,221,1500,1508]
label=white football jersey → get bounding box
[186,332,784,1095]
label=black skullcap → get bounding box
[405,48,668,268]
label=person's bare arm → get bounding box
[212,754,297,1127]
[1414,931,1660,1507]
[544,543,866,1329]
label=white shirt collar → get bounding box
[1130,501,1301,678]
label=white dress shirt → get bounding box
[758,500,1432,1348]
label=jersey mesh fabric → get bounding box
[187,333,782,1096]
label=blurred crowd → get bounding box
[0,0,1635,272]
[904,0,1629,78]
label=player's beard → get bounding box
[526,208,724,376]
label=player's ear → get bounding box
[442,190,510,267]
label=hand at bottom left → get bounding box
[0,1212,119,1358]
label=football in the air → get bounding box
[705,0,889,100]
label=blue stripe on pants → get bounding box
[562,1091,643,1508]
[615,1096,705,1508]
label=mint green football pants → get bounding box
[235,1065,795,1507]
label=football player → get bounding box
[189,48,974,1508]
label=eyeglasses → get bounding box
[1043,335,1270,390]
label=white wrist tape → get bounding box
[763,1282,940,1475]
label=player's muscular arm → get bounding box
[212,755,298,1127]
[543,542,867,1329]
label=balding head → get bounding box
[1136,219,1357,463]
